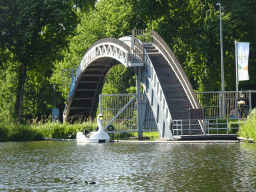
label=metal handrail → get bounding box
[88,37,130,53]
[172,118,245,136]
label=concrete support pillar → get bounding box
[137,67,143,139]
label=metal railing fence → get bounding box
[100,94,137,133]
[99,94,158,133]
[195,90,256,119]
[172,118,246,136]
[133,29,153,43]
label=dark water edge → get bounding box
[0,141,256,191]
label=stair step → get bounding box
[146,49,159,53]
[143,43,153,47]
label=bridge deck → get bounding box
[144,44,202,135]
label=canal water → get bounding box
[0,141,256,191]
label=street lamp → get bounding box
[217,3,226,118]
[216,3,225,91]
[53,83,56,108]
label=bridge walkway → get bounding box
[143,44,202,135]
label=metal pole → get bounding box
[99,94,102,114]
[235,40,239,118]
[219,91,222,118]
[217,3,225,92]
[217,3,225,117]
[53,83,56,108]
[137,67,143,139]
[249,90,252,112]
[235,40,238,92]
[54,89,56,108]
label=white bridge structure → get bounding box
[63,30,204,140]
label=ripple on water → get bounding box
[0,141,256,191]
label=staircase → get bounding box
[144,44,203,135]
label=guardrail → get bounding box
[172,118,245,136]
[195,90,256,119]
[99,93,158,133]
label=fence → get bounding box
[99,94,158,133]
[172,118,246,136]
[195,90,256,119]
[99,90,255,135]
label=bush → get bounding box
[32,119,98,139]
[8,123,43,141]
[0,124,9,141]
[239,108,256,142]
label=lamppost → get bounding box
[53,83,56,108]
[217,3,225,117]
[216,3,224,92]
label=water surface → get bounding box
[0,141,256,191]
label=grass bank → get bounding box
[0,119,98,142]
[239,108,256,142]
[0,123,43,142]
[110,131,159,141]
[0,119,159,142]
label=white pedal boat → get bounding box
[76,114,110,143]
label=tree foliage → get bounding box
[51,0,136,99]
[0,0,95,122]
[101,65,136,94]
[1,0,256,122]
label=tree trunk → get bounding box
[15,63,27,123]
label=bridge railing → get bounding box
[133,29,152,43]
[129,30,146,63]
[88,37,130,54]
[172,118,245,136]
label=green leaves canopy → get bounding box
[0,0,95,122]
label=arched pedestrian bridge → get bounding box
[63,30,203,140]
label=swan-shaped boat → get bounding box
[76,114,110,143]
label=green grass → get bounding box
[0,118,98,141]
[110,131,159,141]
[0,117,160,141]
[143,132,160,140]
[32,120,98,139]
[239,108,256,142]
[0,123,43,142]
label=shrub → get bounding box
[8,123,43,141]
[32,119,98,139]
[0,124,9,141]
[239,108,256,142]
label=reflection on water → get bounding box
[0,141,256,191]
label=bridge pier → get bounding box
[136,66,144,139]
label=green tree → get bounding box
[148,0,256,92]
[52,0,136,99]
[0,0,95,122]
[148,1,235,91]
[102,65,136,94]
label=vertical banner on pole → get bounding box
[52,108,59,122]
[236,42,250,81]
